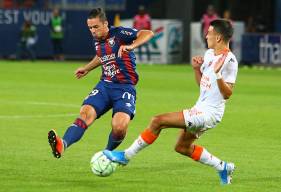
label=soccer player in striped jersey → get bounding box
[104,19,238,185]
[48,8,154,159]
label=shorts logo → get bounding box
[126,103,132,107]
[122,92,135,103]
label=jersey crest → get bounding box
[108,37,115,47]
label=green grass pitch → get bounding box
[0,61,280,192]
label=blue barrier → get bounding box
[242,33,281,65]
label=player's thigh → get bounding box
[83,82,112,119]
[112,85,136,120]
[153,111,186,129]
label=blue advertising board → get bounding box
[242,33,281,65]
[0,9,101,59]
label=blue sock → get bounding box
[62,118,88,148]
[106,131,125,150]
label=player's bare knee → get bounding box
[150,115,163,131]
[80,105,96,125]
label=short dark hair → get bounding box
[210,19,233,42]
[88,8,107,22]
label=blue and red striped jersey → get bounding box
[94,26,139,85]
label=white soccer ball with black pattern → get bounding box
[90,151,117,177]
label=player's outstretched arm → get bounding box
[133,30,154,48]
[118,30,154,58]
[191,56,203,86]
[75,55,101,79]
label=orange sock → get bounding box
[190,145,225,171]
[191,145,203,161]
[140,129,159,144]
[124,129,159,159]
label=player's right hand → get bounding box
[75,67,89,79]
[118,45,134,58]
[192,56,204,70]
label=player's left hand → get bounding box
[214,53,227,73]
[118,45,134,58]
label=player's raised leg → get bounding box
[106,112,130,150]
[174,129,235,185]
[105,87,136,151]
[103,111,186,164]
[48,105,96,158]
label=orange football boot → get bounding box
[48,129,64,158]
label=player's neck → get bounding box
[214,43,230,55]
[101,28,110,40]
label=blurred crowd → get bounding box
[15,7,64,61]
[0,0,48,9]
[201,4,268,44]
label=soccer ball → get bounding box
[90,151,117,177]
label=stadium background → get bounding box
[1,1,281,192]
[1,0,281,65]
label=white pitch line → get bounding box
[0,101,80,108]
[0,101,80,119]
[0,113,77,119]
[23,101,80,108]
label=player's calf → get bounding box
[106,130,126,150]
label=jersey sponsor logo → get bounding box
[121,30,133,36]
[103,62,120,78]
[100,53,116,63]
[200,74,211,90]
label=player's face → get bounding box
[206,26,221,49]
[87,18,108,40]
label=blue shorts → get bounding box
[83,81,136,119]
